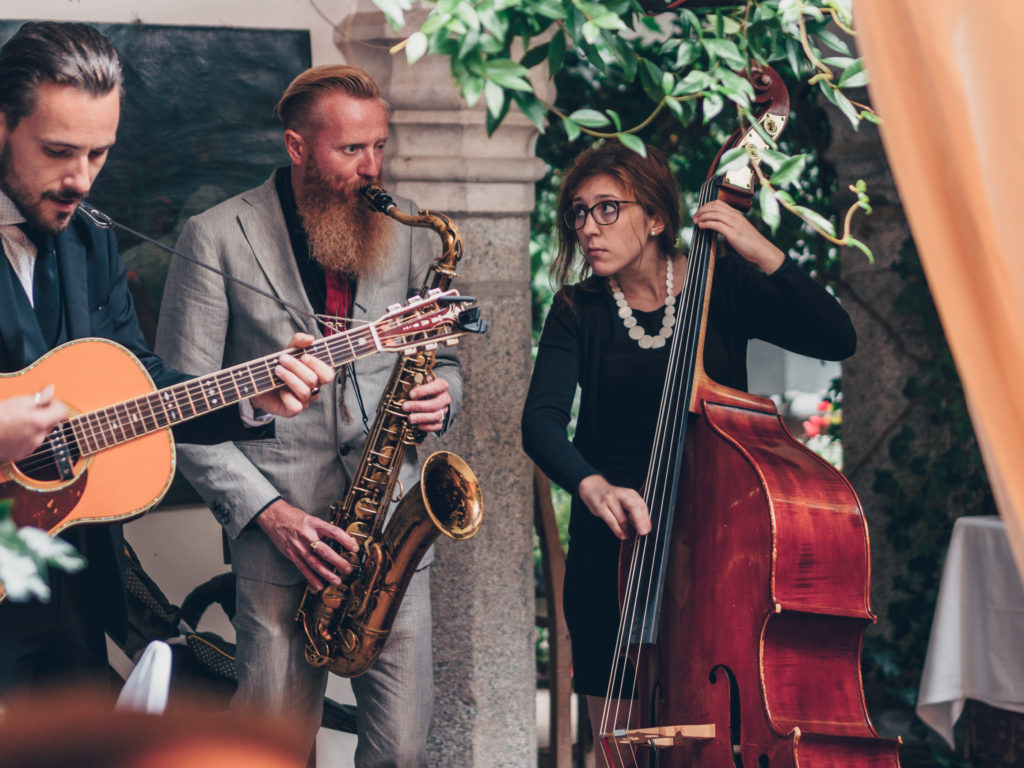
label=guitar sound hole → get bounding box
[14,426,82,482]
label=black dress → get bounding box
[521,252,856,696]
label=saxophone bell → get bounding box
[325,450,483,678]
[420,451,484,541]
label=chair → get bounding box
[534,465,594,768]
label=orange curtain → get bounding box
[855,1,1024,582]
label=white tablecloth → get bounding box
[916,515,1024,748]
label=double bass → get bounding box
[600,65,903,768]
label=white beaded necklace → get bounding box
[609,258,675,350]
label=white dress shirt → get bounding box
[0,190,37,304]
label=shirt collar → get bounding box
[0,189,27,227]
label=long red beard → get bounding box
[295,160,394,278]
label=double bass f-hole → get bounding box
[708,664,743,768]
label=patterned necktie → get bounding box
[19,222,61,345]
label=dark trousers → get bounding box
[0,533,115,696]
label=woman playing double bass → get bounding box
[520,140,856,748]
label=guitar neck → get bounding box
[69,325,377,456]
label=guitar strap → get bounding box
[77,202,375,431]
[77,202,326,328]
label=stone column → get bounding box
[339,11,546,767]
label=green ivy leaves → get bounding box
[377,0,877,256]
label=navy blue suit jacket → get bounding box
[0,209,266,640]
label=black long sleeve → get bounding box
[521,253,856,497]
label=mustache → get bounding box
[43,189,86,205]
[333,180,373,205]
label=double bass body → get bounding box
[615,63,901,768]
[634,383,902,766]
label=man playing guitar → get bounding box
[0,21,333,694]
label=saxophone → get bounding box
[295,185,484,678]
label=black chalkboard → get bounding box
[1,20,310,322]
[0,20,312,506]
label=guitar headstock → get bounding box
[374,288,488,354]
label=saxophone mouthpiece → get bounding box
[361,185,396,214]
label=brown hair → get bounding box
[274,64,383,134]
[553,141,681,290]
[0,21,123,131]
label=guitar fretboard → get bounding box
[68,323,382,456]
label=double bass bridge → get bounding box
[604,723,716,747]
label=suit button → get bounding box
[339,445,352,456]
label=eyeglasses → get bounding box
[563,200,639,230]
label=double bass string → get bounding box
[602,178,715,763]
[601,177,718,763]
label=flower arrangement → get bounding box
[802,397,843,469]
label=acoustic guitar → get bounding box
[0,288,480,597]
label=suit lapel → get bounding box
[352,274,382,327]
[0,247,25,371]
[236,178,318,336]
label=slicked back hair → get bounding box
[275,64,384,136]
[0,21,124,131]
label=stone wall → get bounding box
[340,11,545,767]
[825,90,914,642]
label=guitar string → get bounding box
[12,307,451,473]
[15,326,371,471]
[603,219,708,767]
[605,177,711,700]
[601,223,692,765]
[77,202,337,331]
[18,314,401,463]
[22,203,459,454]
[606,180,713,766]
[619,179,715,762]
[601,177,716,765]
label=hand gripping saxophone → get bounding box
[295,185,485,677]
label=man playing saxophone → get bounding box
[155,65,461,767]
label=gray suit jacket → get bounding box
[155,174,462,584]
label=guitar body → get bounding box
[0,338,174,534]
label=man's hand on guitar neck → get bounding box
[0,385,69,462]
[249,332,335,417]
[255,498,360,591]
